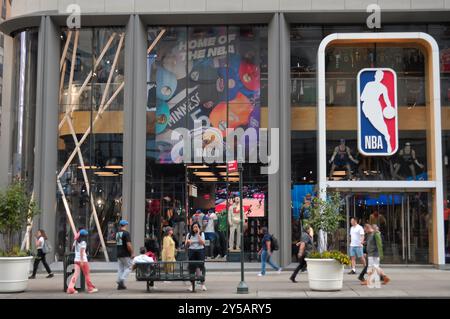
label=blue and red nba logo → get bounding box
[357,68,398,156]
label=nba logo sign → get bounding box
[357,68,398,156]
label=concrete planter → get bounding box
[0,256,33,293]
[304,258,344,291]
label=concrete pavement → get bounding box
[1,268,450,299]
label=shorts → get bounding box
[349,246,364,258]
[368,257,380,268]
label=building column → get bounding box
[268,13,291,267]
[123,15,146,252]
[279,13,292,267]
[33,17,59,260]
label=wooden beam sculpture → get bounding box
[58,31,125,262]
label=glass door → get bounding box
[342,192,432,264]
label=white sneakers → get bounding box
[188,283,207,291]
[88,288,98,294]
[258,269,282,276]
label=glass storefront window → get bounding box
[56,28,125,261]
[146,25,268,261]
[291,24,441,263]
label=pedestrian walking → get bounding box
[162,226,176,273]
[257,227,282,276]
[290,225,314,283]
[185,222,207,291]
[29,229,54,279]
[116,219,134,290]
[348,217,366,275]
[66,229,98,294]
[361,224,390,286]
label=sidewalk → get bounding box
[2,268,450,299]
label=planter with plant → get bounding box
[304,191,350,291]
[0,181,39,292]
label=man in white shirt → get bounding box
[348,217,366,275]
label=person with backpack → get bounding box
[116,219,134,290]
[67,229,98,294]
[257,227,282,276]
[290,225,314,283]
[29,229,54,279]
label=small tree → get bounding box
[306,191,344,253]
[0,180,39,256]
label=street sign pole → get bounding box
[236,162,248,294]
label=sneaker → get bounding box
[28,275,36,279]
[67,289,78,294]
[360,280,368,285]
[289,276,297,283]
[201,284,207,291]
[46,273,54,278]
[348,270,356,275]
[188,285,194,292]
[117,282,127,290]
[88,288,98,294]
[277,268,282,274]
[257,273,264,277]
[382,276,390,285]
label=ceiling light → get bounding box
[219,172,239,176]
[94,172,119,177]
[201,177,218,182]
[105,165,123,170]
[194,172,215,176]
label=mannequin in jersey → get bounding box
[228,197,241,251]
[329,139,359,180]
[393,142,424,180]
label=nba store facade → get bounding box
[1,1,450,268]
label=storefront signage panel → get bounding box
[357,68,398,156]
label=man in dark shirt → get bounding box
[290,225,314,283]
[116,220,134,290]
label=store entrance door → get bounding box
[343,192,432,264]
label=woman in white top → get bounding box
[67,229,98,294]
[29,229,53,279]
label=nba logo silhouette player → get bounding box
[357,68,398,156]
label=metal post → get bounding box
[237,163,248,294]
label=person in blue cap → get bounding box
[116,219,134,290]
[67,229,98,294]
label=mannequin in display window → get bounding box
[329,139,359,180]
[228,197,241,251]
[393,142,425,180]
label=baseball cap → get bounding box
[119,220,129,226]
[79,229,88,236]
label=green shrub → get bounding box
[0,180,39,257]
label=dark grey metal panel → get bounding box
[122,16,134,225]
[268,13,281,265]
[130,15,147,250]
[123,15,146,250]
[279,13,291,267]
[34,16,59,259]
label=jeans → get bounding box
[67,261,96,293]
[32,249,52,276]
[117,257,132,284]
[260,250,280,275]
[188,249,205,284]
